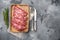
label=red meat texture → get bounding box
[12,6,28,31]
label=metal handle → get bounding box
[31,18,34,31]
[34,21,37,31]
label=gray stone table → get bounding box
[0,0,60,40]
